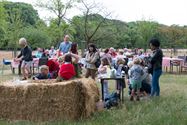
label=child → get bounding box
[98,58,111,99]
[57,54,76,81]
[114,58,127,90]
[129,58,144,101]
[33,65,51,80]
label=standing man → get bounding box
[14,38,33,80]
[59,35,72,55]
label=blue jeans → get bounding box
[151,69,162,96]
[103,80,109,100]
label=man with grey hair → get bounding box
[14,38,33,80]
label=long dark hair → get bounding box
[70,42,78,54]
[88,43,97,53]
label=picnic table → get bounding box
[100,77,126,102]
[162,57,184,72]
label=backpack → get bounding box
[95,56,101,68]
[104,92,120,109]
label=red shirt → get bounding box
[58,63,75,80]
[47,60,60,73]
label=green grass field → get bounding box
[0,74,186,125]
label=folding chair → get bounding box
[1,59,12,74]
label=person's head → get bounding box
[64,54,72,63]
[58,56,64,64]
[117,58,125,65]
[104,48,109,54]
[19,38,27,48]
[64,35,70,42]
[51,46,54,50]
[149,38,160,51]
[133,58,141,65]
[118,49,124,55]
[127,61,133,68]
[110,47,114,53]
[88,43,97,53]
[101,58,109,66]
[40,65,49,75]
[71,42,78,54]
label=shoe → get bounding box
[21,77,27,81]
[136,96,140,101]
[130,96,134,101]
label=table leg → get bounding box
[12,68,15,74]
[101,79,104,101]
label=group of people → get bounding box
[14,35,163,101]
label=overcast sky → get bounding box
[10,0,187,26]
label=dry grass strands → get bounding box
[0,78,99,122]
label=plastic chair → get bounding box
[1,59,12,74]
[170,60,181,73]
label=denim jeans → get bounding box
[103,80,109,100]
[151,69,162,96]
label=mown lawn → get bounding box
[0,74,186,125]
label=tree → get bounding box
[73,0,112,48]
[5,9,23,57]
[20,27,52,49]
[36,0,77,26]
[136,21,159,50]
[3,1,39,26]
[47,18,76,47]
[0,1,7,48]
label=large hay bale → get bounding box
[0,78,99,121]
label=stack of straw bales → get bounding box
[0,78,99,121]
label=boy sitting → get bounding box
[33,65,51,80]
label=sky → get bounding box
[9,0,187,26]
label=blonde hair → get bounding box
[127,61,133,68]
[133,58,141,65]
[117,58,125,65]
[40,65,49,72]
[19,38,27,45]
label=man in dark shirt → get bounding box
[14,38,33,80]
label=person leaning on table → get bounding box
[14,38,33,80]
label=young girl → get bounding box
[129,58,144,101]
[57,54,76,81]
[98,58,111,99]
[114,58,127,90]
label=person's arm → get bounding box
[85,52,91,62]
[98,65,106,73]
[90,52,99,64]
[151,49,162,64]
[70,53,80,63]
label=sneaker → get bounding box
[130,96,134,101]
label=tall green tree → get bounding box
[37,0,77,26]
[137,21,159,50]
[3,1,39,26]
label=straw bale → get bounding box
[0,78,99,121]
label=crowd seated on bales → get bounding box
[15,35,163,101]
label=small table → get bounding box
[100,77,126,102]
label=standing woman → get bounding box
[70,42,80,78]
[85,43,99,79]
[149,38,163,96]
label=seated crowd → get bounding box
[15,35,163,101]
